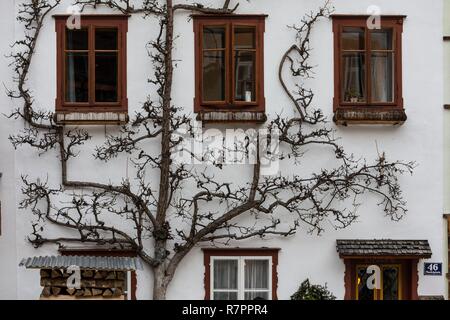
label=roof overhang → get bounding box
[336,239,432,259]
[19,255,143,271]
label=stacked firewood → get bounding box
[39,269,126,298]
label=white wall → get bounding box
[443,0,450,300]
[0,0,18,300]
[4,0,446,300]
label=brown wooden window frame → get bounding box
[54,15,128,115]
[202,248,279,300]
[332,15,406,124]
[343,258,419,300]
[193,15,266,116]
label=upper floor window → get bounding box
[193,15,266,122]
[332,15,406,125]
[54,15,128,124]
[203,248,278,300]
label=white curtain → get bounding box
[213,260,238,300]
[214,260,238,290]
[371,53,394,103]
[343,54,365,101]
[244,260,269,300]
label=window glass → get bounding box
[203,51,226,101]
[370,29,394,103]
[195,19,264,110]
[57,17,127,112]
[371,29,393,50]
[203,26,226,49]
[212,257,271,300]
[340,26,398,105]
[213,292,238,300]
[382,266,399,300]
[342,53,366,103]
[234,27,256,49]
[234,51,255,102]
[244,292,269,300]
[95,28,118,50]
[342,27,365,50]
[234,27,256,102]
[66,29,88,50]
[357,266,375,301]
[244,259,269,301]
[95,52,118,102]
[213,260,238,290]
[244,259,269,289]
[371,52,394,103]
[65,52,89,102]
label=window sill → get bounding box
[196,111,267,123]
[333,107,407,126]
[54,111,128,125]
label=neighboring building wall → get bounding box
[443,0,450,301]
[4,0,445,300]
[0,0,18,299]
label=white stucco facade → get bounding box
[443,0,450,301]
[0,0,447,300]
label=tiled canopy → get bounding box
[336,239,432,258]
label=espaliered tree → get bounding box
[8,0,415,299]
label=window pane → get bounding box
[203,51,225,101]
[383,267,399,300]
[95,52,118,102]
[65,53,89,102]
[342,27,365,50]
[203,26,225,49]
[95,28,118,50]
[342,53,366,102]
[244,260,269,289]
[234,27,256,49]
[213,260,238,290]
[357,267,375,301]
[244,292,269,300]
[234,51,255,102]
[371,29,393,50]
[371,52,394,103]
[213,292,238,300]
[66,29,88,50]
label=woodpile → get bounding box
[39,269,126,299]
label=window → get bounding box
[332,15,406,125]
[54,15,128,124]
[356,264,401,300]
[342,259,420,300]
[203,248,279,300]
[193,15,266,122]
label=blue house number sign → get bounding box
[424,263,442,276]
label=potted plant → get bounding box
[345,88,361,103]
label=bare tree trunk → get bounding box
[152,265,169,300]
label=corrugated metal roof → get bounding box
[19,255,143,271]
[336,239,432,258]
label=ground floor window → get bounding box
[203,248,279,300]
[356,264,402,300]
[212,257,271,300]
